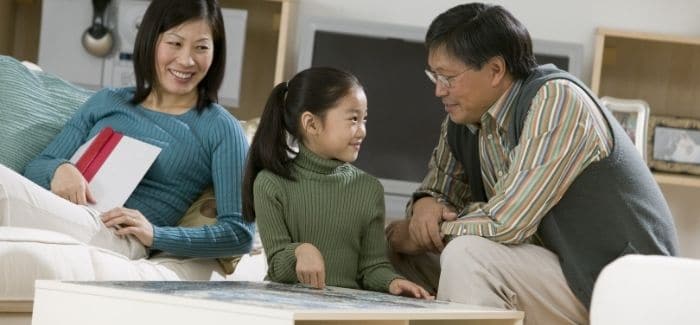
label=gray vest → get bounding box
[446,64,679,308]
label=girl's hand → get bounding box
[389,279,434,300]
[101,207,154,247]
[50,163,96,205]
[294,243,326,289]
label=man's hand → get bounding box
[50,163,96,205]
[101,207,154,247]
[386,219,425,255]
[408,197,457,253]
[294,243,326,289]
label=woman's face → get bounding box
[153,18,214,102]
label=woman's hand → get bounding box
[388,279,434,300]
[101,207,154,247]
[50,163,95,205]
[294,243,326,289]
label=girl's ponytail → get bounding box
[242,82,293,222]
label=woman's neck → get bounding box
[141,90,197,115]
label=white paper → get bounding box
[70,134,161,212]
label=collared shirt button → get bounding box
[487,134,493,140]
[498,170,504,177]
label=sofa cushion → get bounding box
[0,55,94,173]
[177,187,241,274]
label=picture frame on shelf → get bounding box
[647,115,700,175]
[600,96,650,160]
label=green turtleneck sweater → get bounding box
[253,145,401,293]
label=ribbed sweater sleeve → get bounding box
[151,115,254,257]
[357,182,403,292]
[23,90,100,187]
[253,172,301,283]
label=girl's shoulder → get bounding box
[345,165,385,193]
[253,170,288,196]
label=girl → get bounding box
[1,0,253,259]
[243,67,431,299]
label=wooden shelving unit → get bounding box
[215,0,295,120]
[654,172,700,188]
[591,28,700,188]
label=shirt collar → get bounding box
[465,80,522,134]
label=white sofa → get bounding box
[590,254,700,324]
[0,226,267,324]
[0,56,267,324]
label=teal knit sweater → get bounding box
[253,145,401,293]
[23,87,254,257]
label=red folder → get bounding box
[74,127,123,182]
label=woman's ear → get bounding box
[300,111,320,137]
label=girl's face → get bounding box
[153,19,214,103]
[306,87,368,163]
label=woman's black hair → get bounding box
[242,67,362,222]
[425,3,536,79]
[131,0,226,110]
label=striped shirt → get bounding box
[411,79,613,244]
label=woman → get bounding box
[1,0,253,259]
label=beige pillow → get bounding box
[177,118,261,274]
[177,187,241,274]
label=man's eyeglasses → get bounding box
[424,69,469,89]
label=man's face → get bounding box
[427,46,501,125]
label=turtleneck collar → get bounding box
[294,144,347,175]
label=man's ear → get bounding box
[487,56,508,87]
[300,111,320,136]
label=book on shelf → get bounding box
[69,127,161,212]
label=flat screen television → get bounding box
[296,17,584,204]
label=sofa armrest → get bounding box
[590,254,700,324]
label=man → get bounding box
[386,3,678,324]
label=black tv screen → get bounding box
[311,31,445,184]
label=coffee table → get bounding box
[33,280,523,325]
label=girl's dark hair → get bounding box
[131,0,226,111]
[425,3,536,79]
[242,67,362,222]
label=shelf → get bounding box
[653,172,700,188]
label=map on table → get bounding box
[75,281,455,311]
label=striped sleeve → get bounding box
[253,172,302,284]
[441,80,612,244]
[406,117,471,216]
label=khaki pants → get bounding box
[390,235,588,325]
[0,164,146,259]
